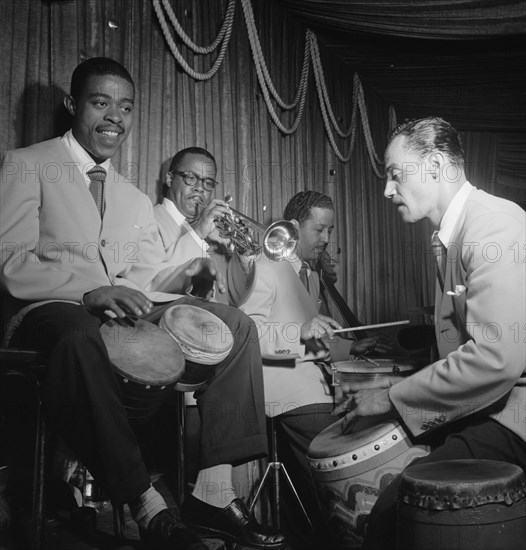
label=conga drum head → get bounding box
[159,304,233,365]
[101,318,185,425]
[397,460,526,550]
[307,417,429,548]
[333,358,419,402]
[101,318,184,385]
[333,358,418,376]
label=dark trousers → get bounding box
[363,417,526,550]
[144,296,268,468]
[13,298,267,505]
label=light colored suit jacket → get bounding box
[154,202,255,306]
[0,138,187,312]
[390,188,526,442]
[240,254,334,417]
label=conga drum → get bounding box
[397,459,526,550]
[159,304,233,382]
[332,358,420,403]
[307,416,429,549]
[101,318,185,425]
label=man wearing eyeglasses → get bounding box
[154,147,255,306]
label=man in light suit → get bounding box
[0,58,284,550]
[336,117,526,550]
[154,147,255,306]
[240,190,381,547]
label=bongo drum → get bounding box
[307,416,429,548]
[159,304,233,365]
[397,459,526,550]
[332,358,419,402]
[100,318,185,425]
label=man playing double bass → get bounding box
[240,190,384,547]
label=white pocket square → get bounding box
[447,285,466,297]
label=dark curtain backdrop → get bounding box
[0,0,522,328]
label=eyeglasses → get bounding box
[172,170,219,192]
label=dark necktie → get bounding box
[431,231,447,289]
[87,166,107,218]
[298,262,310,292]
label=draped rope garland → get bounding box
[151,0,236,80]
[151,0,392,171]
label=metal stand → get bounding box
[248,417,312,529]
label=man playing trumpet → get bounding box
[154,147,255,306]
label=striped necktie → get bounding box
[431,231,447,289]
[87,166,107,218]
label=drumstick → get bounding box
[360,355,381,367]
[104,309,137,326]
[333,320,410,334]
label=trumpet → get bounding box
[213,195,300,261]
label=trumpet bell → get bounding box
[263,220,299,261]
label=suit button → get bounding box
[100,239,106,247]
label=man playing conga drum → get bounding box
[336,117,526,549]
[0,57,284,550]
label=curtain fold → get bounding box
[279,0,526,38]
[0,0,523,328]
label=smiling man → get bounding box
[0,58,284,550]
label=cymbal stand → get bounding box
[248,417,312,529]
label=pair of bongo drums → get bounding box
[100,304,233,425]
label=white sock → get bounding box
[192,464,236,508]
[129,485,168,530]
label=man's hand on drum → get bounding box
[185,257,227,295]
[192,198,232,244]
[301,314,341,343]
[350,335,392,356]
[333,382,397,434]
[83,286,153,319]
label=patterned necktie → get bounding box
[431,231,447,289]
[87,166,107,218]
[298,262,310,292]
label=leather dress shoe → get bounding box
[139,508,207,550]
[181,495,286,549]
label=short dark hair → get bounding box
[168,147,217,174]
[388,117,465,169]
[283,190,334,224]
[70,57,134,101]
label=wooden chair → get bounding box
[0,347,46,550]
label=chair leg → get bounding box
[31,398,46,550]
[174,391,186,507]
[112,504,126,538]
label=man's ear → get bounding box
[165,171,173,188]
[428,151,446,179]
[291,219,300,231]
[63,95,76,117]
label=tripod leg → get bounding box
[248,463,273,514]
[279,464,313,529]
